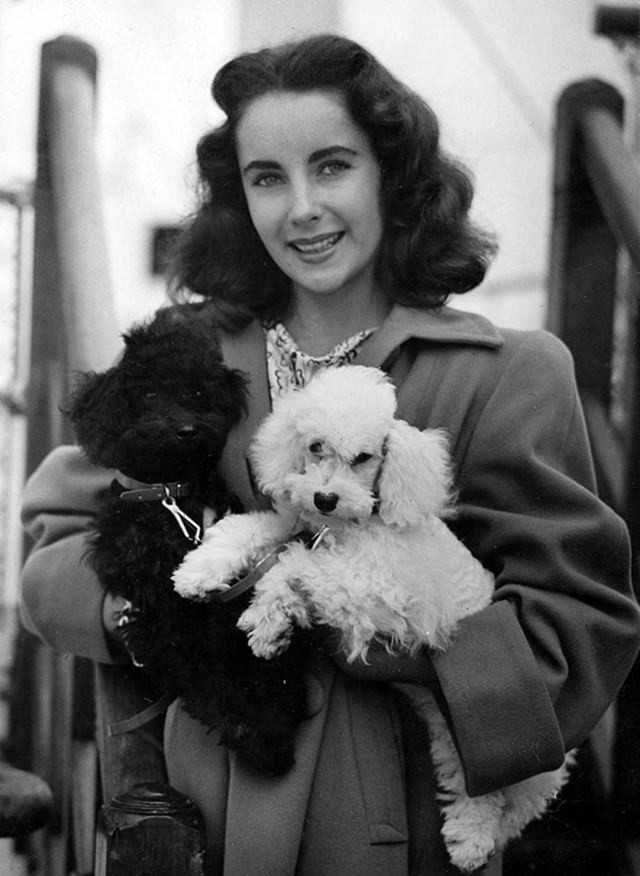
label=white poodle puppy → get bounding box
[172,364,573,872]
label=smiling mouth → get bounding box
[289,232,343,255]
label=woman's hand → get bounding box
[102,593,127,636]
[317,627,439,686]
[102,594,143,663]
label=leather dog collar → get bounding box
[112,472,201,544]
[113,473,191,504]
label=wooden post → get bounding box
[548,77,640,555]
[548,74,640,843]
[93,664,168,805]
[27,35,120,479]
[15,33,206,875]
[94,784,205,876]
[15,35,119,876]
[546,79,624,412]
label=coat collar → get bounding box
[355,304,503,368]
[217,303,503,512]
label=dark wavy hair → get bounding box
[168,34,497,329]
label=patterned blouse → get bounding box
[264,321,376,400]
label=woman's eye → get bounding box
[319,160,350,177]
[309,441,324,457]
[352,452,373,466]
[253,172,282,188]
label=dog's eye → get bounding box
[309,441,324,457]
[181,387,203,402]
[352,452,373,466]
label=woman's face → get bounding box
[235,89,384,305]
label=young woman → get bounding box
[21,34,640,875]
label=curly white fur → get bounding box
[172,364,573,871]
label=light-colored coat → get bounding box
[21,304,640,876]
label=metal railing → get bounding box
[547,7,640,859]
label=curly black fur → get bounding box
[66,303,309,774]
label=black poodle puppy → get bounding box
[66,303,309,774]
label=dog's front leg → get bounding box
[237,558,312,659]
[172,510,294,600]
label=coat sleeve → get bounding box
[431,330,640,796]
[20,445,119,663]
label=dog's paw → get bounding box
[250,634,290,660]
[237,605,293,659]
[172,544,239,600]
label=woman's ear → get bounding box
[249,400,306,499]
[377,422,453,527]
[65,368,127,466]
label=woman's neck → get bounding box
[284,287,391,357]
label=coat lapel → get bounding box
[223,665,334,876]
[218,321,272,511]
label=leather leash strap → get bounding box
[214,527,329,604]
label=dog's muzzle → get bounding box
[313,491,339,514]
[176,424,197,440]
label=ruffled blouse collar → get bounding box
[264,321,377,398]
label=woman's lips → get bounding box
[289,231,344,255]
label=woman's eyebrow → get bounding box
[242,145,358,176]
[309,145,357,163]
[241,159,281,175]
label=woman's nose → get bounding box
[289,179,320,225]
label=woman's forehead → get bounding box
[235,90,369,164]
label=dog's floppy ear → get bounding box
[65,367,128,465]
[249,400,305,500]
[377,422,453,527]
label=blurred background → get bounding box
[1,1,639,873]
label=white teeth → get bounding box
[292,233,341,254]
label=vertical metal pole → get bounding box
[0,185,33,608]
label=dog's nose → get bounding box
[314,491,339,514]
[176,424,197,440]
